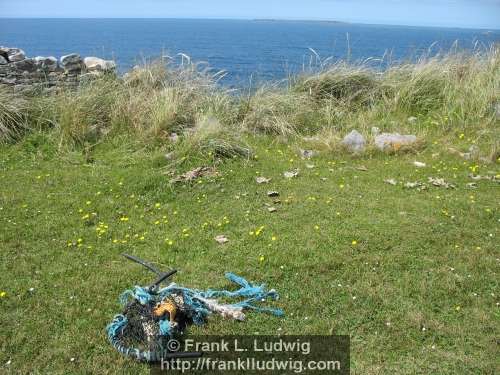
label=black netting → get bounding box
[118,301,167,355]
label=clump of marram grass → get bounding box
[293,65,382,105]
[174,114,251,162]
[48,76,125,147]
[0,87,29,143]
[239,87,317,136]
[115,59,235,142]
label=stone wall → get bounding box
[0,46,116,94]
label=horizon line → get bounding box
[0,17,498,31]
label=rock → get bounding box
[283,170,299,179]
[300,149,315,159]
[468,145,480,158]
[0,77,16,85]
[33,56,58,72]
[0,56,7,65]
[407,116,418,124]
[374,133,417,151]
[256,177,271,184]
[61,54,83,72]
[428,177,456,189]
[215,235,229,244]
[342,130,366,153]
[64,63,83,73]
[83,57,116,72]
[3,48,26,62]
[384,179,397,186]
[170,166,217,183]
[13,58,37,72]
[60,53,81,66]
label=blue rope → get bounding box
[107,273,284,362]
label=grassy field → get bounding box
[0,47,499,373]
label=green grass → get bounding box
[0,47,499,373]
[1,134,498,374]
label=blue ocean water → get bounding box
[1,18,498,86]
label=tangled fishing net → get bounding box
[106,255,283,362]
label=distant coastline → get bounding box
[253,19,348,24]
[0,17,498,31]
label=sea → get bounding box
[1,18,498,87]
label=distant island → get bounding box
[253,19,348,24]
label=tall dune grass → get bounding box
[0,45,498,157]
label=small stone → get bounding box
[215,235,229,244]
[0,55,7,65]
[256,176,271,184]
[384,179,397,186]
[283,170,299,179]
[407,116,418,123]
[413,161,426,168]
[267,191,279,197]
[374,133,417,151]
[342,130,366,153]
[300,149,315,159]
[267,207,277,213]
[468,145,480,158]
[428,177,456,189]
[371,126,380,136]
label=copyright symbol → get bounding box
[167,339,180,352]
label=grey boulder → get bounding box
[83,57,116,72]
[374,133,417,151]
[3,47,26,62]
[34,56,58,71]
[7,48,26,62]
[0,55,7,65]
[61,53,83,72]
[342,130,366,153]
[60,53,81,65]
[13,58,37,72]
